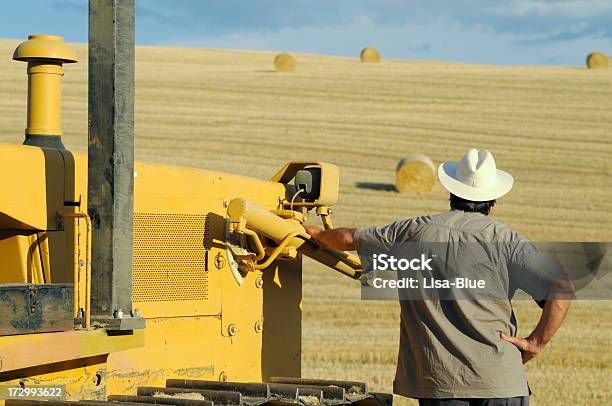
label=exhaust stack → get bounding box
[13,34,77,149]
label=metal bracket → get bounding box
[316,205,334,230]
[91,314,146,331]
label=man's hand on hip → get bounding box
[500,333,543,364]
[500,291,571,364]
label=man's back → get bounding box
[307,149,571,405]
[355,210,531,398]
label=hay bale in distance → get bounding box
[586,52,609,69]
[395,154,436,194]
[274,52,296,72]
[360,47,381,63]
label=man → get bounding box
[305,149,571,406]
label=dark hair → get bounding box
[449,194,496,215]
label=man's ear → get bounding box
[490,200,497,214]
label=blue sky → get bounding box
[2,0,611,65]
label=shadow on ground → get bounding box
[355,182,397,192]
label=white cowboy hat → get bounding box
[437,149,513,201]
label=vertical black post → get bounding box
[88,0,136,324]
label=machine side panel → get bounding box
[0,145,64,231]
[262,259,302,379]
[130,161,285,318]
[0,156,303,394]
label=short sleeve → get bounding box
[509,238,565,303]
[354,224,394,253]
[354,219,417,273]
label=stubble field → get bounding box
[0,39,610,405]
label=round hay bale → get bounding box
[360,47,381,63]
[586,52,608,69]
[274,52,296,72]
[395,154,436,194]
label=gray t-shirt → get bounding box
[354,210,557,399]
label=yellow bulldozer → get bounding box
[0,1,390,406]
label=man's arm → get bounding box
[501,283,572,363]
[304,226,357,251]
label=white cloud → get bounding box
[166,16,612,66]
[492,0,612,18]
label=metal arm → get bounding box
[227,198,362,279]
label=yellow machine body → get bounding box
[0,30,373,406]
[0,148,303,400]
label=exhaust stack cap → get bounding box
[13,35,77,149]
[13,34,78,63]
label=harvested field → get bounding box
[0,39,610,405]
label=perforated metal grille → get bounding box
[133,213,208,302]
